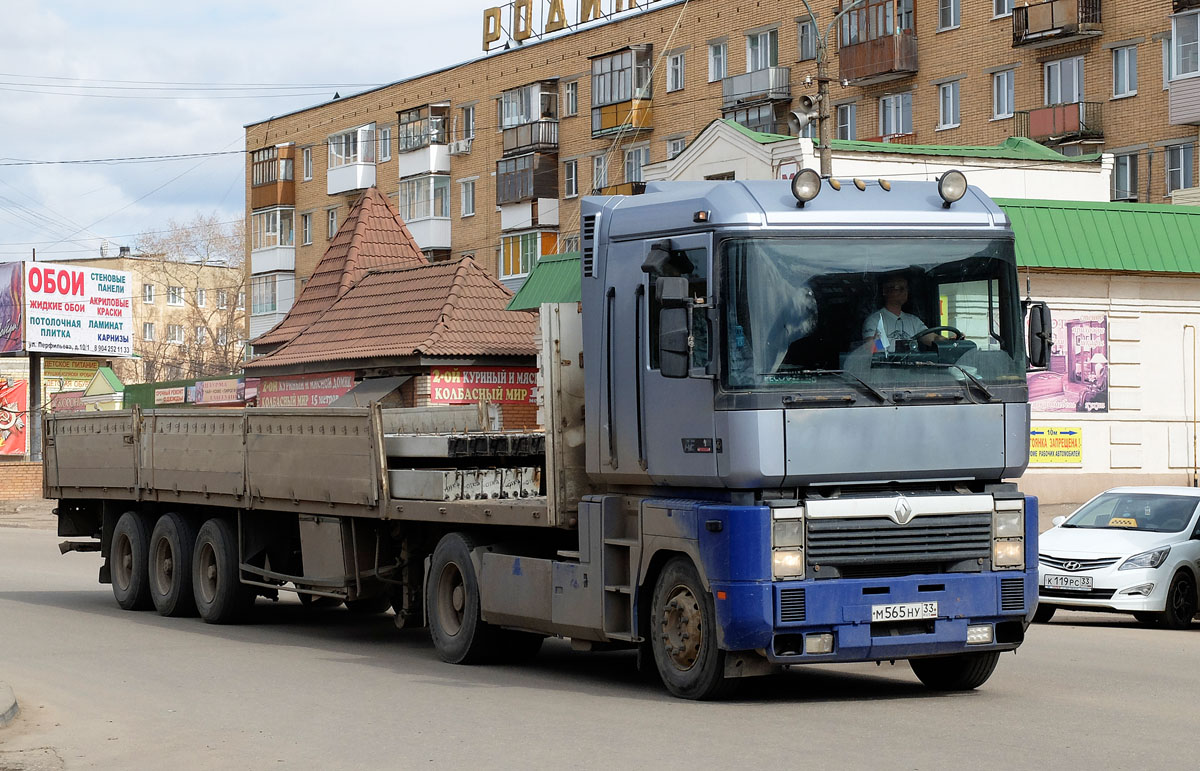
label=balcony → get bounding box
[839,32,918,86]
[591,98,653,138]
[502,119,559,157]
[250,145,295,211]
[1175,0,1200,10]
[396,144,450,179]
[496,153,558,205]
[1013,0,1102,48]
[595,182,646,196]
[1014,102,1103,143]
[721,67,791,109]
[1170,76,1200,125]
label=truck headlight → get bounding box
[993,539,1024,568]
[773,520,803,548]
[773,549,805,580]
[993,509,1023,538]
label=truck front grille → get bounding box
[806,513,991,578]
[1000,577,1025,611]
[779,588,806,623]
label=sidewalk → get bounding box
[0,498,57,531]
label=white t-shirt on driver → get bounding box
[862,309,926,351]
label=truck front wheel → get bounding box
[909,651,1001,691]
[650,557,734,700]
[111,511,152,611]
[427,532,495,664]
[192,518,254,624]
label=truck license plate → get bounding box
[870,601,938,622]
[1044,574,1092,591]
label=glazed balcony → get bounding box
[1014,102,1103,142]
[1174,0,1200,10]
[250,145,295,210]
[1169,75,1200,125]
[496,152,558,206]
[595,182,646,196]
[591,97,653,138]
[721,67,791,109]
[502,119,559,157]
[838,32,918,86]
[1013,0,1102,48]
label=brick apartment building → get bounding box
[243,0,1200,336]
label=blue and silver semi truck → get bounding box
[48,172,1049,699]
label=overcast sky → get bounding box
[0,1,491,263]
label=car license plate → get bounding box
[1044,574,1092,591]
[870,601,938,622]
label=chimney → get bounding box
[118,246,130,256]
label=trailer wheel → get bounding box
[427,532,495,664]
[650,556,734,700]
[149,513,198,617]
[192,518,254,624]
[111,511,153,611]
[909,651,1001,691]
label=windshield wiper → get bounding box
[875,360,994,402]
[782,368,888,403]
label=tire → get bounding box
[1160,571,1198,630]
[1032,603,1056,624]
[1133,612,1160,627]
[909,651,1001,691]
[111,511,153,611]
[192,518,254,624]
[148,513,198,617]
[427,532,496,664]
[650,556,734,700]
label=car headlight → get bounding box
[1119,547,1171,571]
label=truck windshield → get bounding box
[721,236,1025,398]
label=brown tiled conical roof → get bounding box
[251,187,426,349]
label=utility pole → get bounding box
[799,0,867,176]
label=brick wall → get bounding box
[0,461,43,499]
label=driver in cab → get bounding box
[863,275,958,352]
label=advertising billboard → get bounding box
[0,379,29,455]
[23,261,133,356]
[1027,313,1108,414]
[257,372,354,408]
[0,261,22,354]
[429,366,538,404]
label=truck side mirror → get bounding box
[657,277,691,378]
[1026,301,1052,369]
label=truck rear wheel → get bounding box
[192,518,254,624]
[909,651,1001,691]
[149,513,198,617]
[427,532,495,664]
[111,511,153,611]
[650,556,734,700]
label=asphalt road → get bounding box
[1,510,1194,771]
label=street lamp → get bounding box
[797,0,867,176]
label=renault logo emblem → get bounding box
[1063,561,1082,572]
[890,496,915,525]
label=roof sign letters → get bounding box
[482,0,666,51]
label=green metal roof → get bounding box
[720,119,1099,163]
[506,251,582,311]
[995,198,1200,274]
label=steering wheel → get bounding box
[914,326,965,341]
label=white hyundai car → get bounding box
[1036,487,1200,628]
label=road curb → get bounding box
[0,682,18,727]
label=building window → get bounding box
[1113,46,1138,98]
[993,0,1013,17]
[327,209,337,239]
[625,146,650,183]
[301,213,312,245]
[217,290,228,309]
[237,292,245,310]
[142,284,155,304]
[142,322,154,341]
[841,0,914,44]
[462,105,476,138]
[938,0,960,31]
[1045,56,1084,105]
[1113,154,1138,201]
[937,82,960,129]
[500,231,550,279]
[1164,35,1176,89]
[727,102,790,135]
[708,41,727,82]
[328,124,376,169]
[591,48,652,135]
[993,69,1015,119]
[667,137,687,159]
[398,175,451,221]
[251,275,278,315]
[879,92,913,136]
[167,324,185,344]
[500,83,557,129]
[836,104,856,140]
[1175,12,1199,78]
[195,327,207,346]
[593,154,609,192]
[563,82,578,117]
[746,29,778,72]
[399,106,448,151]
[302,147,313,180]
[460,178,476,217]
[1167,143,1194,194]
[798,19,816,61]
[564,160,578,197]
[667,52,685,93]
[251,208,294,250]
[167,286,184,306]
[379,126,392,161]
[218,329,228,347]
[561,233,580,253]
[196,288,207,308]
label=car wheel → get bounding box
[1032,603,1055,623]
[1133,612,1159,627]
[1160,570,1197,630]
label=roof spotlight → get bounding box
[938,169,968,208]
[791,168,822,207]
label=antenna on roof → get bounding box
[333,91,341,100]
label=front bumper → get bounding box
[1038,565,1167,613]
[711,569,1035,664]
